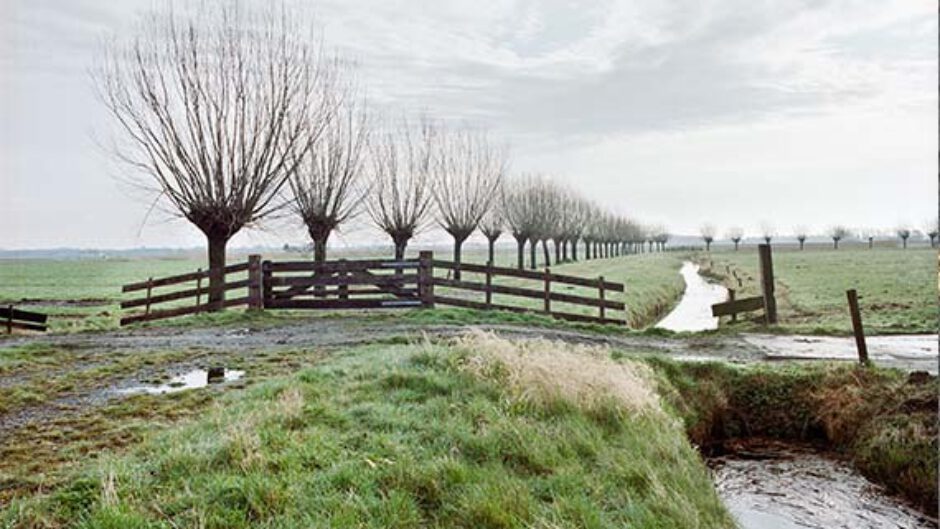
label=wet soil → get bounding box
[711,439,937,529]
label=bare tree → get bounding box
[503,175,541,269]
[897,226,912,249]
[431,124,506,279]
[367,119,436,260]
[727,227,744,251]
[794,226,808,251]
[924,218,939,248]
[97,2,333,306]
[479,202,504,266]
[829,225,850,250]
[700,224,716,252]
[289,91,368,263]
[760,222,776,245]
[858,228,876,249]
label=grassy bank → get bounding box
[651,358,939,515]
[698,246,936,335]
[1,334,732,528]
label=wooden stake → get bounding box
[543,268,551,313]
[485,262,493,308]
[728,289,737,323]
[846,289,869,365]
[598,276,606,320]
[145,278,153,315]
[758,244,777,324]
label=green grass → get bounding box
[700,245,937,334]
[1,341,733,529]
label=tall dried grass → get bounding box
[451,329,662,416]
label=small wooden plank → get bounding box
[711,296,764,317]
[431,260,624,292]
[120,297,250,326]
[120,279,250,309]
[0,307,48,324]
[7,320,48,332]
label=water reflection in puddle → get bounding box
[711,441,935,529]
[120,368,245,395]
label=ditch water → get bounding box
[655,261,728,332]
[119,368,244,395]
[710,440,936,529]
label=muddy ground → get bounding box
[1,317,936,439]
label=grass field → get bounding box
[699,245,937,335]
[1,334,734,528]
[0,247,685,332]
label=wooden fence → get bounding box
[430,256,625,325]
[2,305,48,333]
[119,256,261,326]
[120,251,626,326]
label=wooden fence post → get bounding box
[145,278,153,315]
[261,260,272,309]
[196,269,203,307]
[598,276,606,320]
[543,268,551,313]
[419,251,434,308]
[728,289,737,323]
[757,244,777,324]
[485,261,493,308]
[338,259,349,300]
[247,255,263,310]
[846,289,869,365]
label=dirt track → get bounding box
[0,319,936,440]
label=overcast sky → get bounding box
[1,0,937,250]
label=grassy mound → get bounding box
[2,334,732,529]
[650,359,938,515]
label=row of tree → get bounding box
[699,223,939,251]
[99,2,663,304]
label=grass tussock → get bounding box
[451,329,661,417]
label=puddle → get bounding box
[711,440,936,529]
[119,368,244,395]
[656,262,729,332]
[743,334,939,374]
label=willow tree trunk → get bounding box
[207,236,228,309]
[487,237,497,266]
[571,239,578,261]
[833,239,839,250]
[513,235,526,269]
[584,240,590,260]
[451,234,470,280]
[799,240,805,250]
[562,240,568,262]
[529,239,538,269]
[542,240,550,267]
[553,240,561,264]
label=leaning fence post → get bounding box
[758,244,777,324]
[419,251,434,308]
[543,268,551,313]
[846,289,869,365]
[598,276,606,320]
[247,255,262,310]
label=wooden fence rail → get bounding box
[2,305,48,333]
[120,252,627,327]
